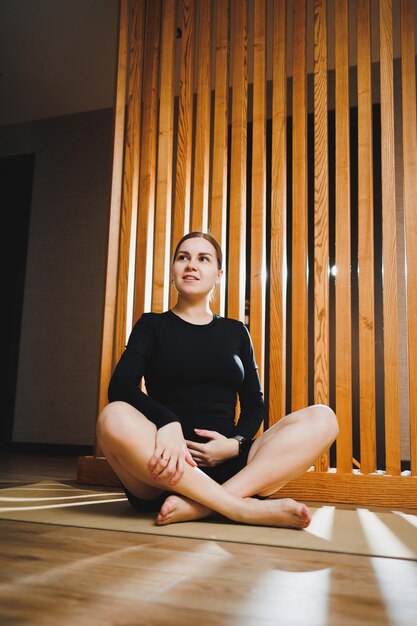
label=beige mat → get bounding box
[1,481,416,560]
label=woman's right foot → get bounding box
[156,495,212,525]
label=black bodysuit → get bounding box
[108,310,266,509]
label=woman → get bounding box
[97,231,338,529]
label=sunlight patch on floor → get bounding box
[236,567,331,624]
[393,511,417,528]
[308,505,335,540]
[0,497,127,513]
[357,508,415,558]
[0,493,124,503]
[370,557,417,626]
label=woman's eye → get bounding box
[200,256,209,262]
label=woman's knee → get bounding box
[309,404,339,443]
[96,401,134,447]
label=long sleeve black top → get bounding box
[108,310,265,442]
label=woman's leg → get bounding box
[226,404,339,496]
[157,404,339,524]
[97,401,312,529]
[97,401,166,501]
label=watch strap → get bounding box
[232,435,246,455]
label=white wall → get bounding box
[1,108,113,444]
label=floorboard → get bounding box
[1,452,416,625]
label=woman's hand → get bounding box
[148,421,197,486]
[185,429,239,467]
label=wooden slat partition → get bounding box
[357,0,376,474]
[334,0,353,474]
[133,0,161,321]
[380,0,401,476]
[81,0,417,505]
[401,0,417,476]
[250,0,266,386]
[269,0,287,425]
[291,0,308,411]
[191,0,212,232]
[210,0,228,316]
[152,0,176,313]
[228,0,248,322]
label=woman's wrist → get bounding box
[229,437,240,458]
[231,435,246,456]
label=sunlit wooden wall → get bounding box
[97,0,417,506]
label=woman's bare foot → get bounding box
[156,494,311,530]
[239,497,311,530]
[156,495,212,525]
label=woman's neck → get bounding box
[171,299,213,324]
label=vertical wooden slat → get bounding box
[95,0,129,457]
[133,0,162,321]
[114,0,145,359]
[250,0,266,387]
[335,0,353,473]
[171,0,194,253]
[380,0,401,475]
[228,0,248,322]
[210,0,229,316]
[357,0,376,474]
[269,0,287,425]
[291,0,308,411]
[96,0,129,436]
[401,0,417,476]
[152,0,176,313]
[313,0,329,471]
[191,0,212,232]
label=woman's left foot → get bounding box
[156,494,212,525]
[239,497,312,529]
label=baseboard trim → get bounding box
[7,442,94,456]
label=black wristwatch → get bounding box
[232,435,246,455]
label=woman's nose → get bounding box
[186,259,198,270]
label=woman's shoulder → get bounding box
[131,311,169,332]
[215,315,248,335]
[216,314,243,326]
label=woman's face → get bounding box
[171,237,222,299]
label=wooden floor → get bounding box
[1,453,417,625]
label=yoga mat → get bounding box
[1,481,416,560]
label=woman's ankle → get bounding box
[226,496,250,523]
